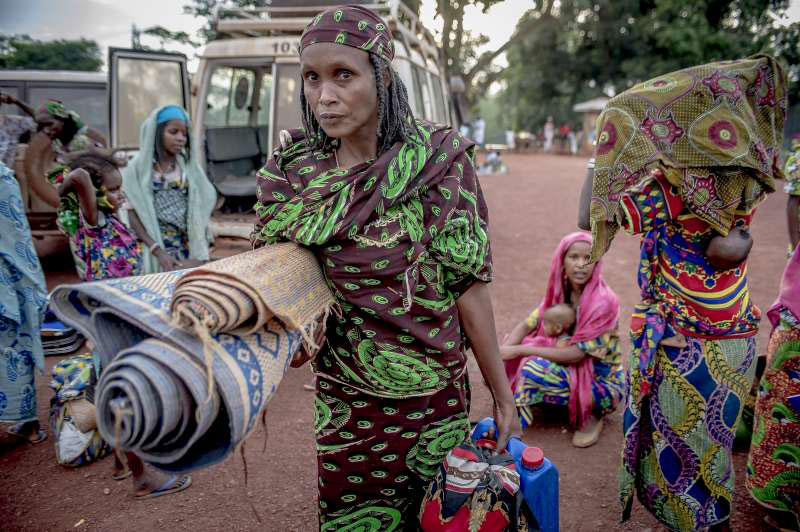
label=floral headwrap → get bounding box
[300,5,394,62]
[589,54,787,260]
[36,99,84,129]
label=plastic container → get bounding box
[471,417,560,532]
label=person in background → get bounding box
[501,232,623,448]
[0,92,36,170]
[582,56,787,531]
[543,116,554,152]
[505,129,515,151]
[786,133,800,252]
[0,161,48,444]
[122,105,216,273]
[23,100,102,209]
[251,6,520,529]
[746,248,800,531]
[472,117,486,147]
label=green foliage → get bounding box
[476,95,509,144]
[138,26,200,50]
[0,35,102,71]
[502,0,800,134]
[436,0,517,111]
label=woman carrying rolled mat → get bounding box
[581,55,787,531]
[122,105,216,273]
[251,5,521,530]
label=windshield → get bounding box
[115,56,186,147]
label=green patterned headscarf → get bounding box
[589,54,787,260]
[36,99,84,129]
[300,4,394,62]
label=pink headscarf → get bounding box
[768,249,800,330]
[505,231,620,427]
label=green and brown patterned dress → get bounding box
[252,120,491,530]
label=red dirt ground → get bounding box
[0,153,788,531]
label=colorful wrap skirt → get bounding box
[621,336,756,531]
[315,372,471,531]
[747,313,800,525]
[514,357,624,428]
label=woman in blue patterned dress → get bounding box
[0,161,48,443]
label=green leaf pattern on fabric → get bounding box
[253,120,491,398]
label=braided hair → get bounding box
[300,53,418,156]
[66,149,123,190]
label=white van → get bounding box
[109,0,455,204]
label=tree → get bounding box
[435,0,533,109]
[0,35,102,71]
[136,26,200,50]
[502,0,800,134]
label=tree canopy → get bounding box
[501,0,800,133]
[0,35,102,71]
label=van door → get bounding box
[108,47,190,149]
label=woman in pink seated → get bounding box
[501,232,623,447]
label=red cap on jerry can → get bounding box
[522,446,544,469]
[476,438,497,450]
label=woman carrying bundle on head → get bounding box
[122,105,216,273]
[251,5,521,530]
[581,55,787,531]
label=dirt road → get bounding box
[0,153,788,530]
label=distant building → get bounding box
[573,97,609,155]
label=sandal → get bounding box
[135,474,192,499]
[7,424,47,444]
[571,418,604,448]
[112,468,133,481]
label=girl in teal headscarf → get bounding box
[122,105,216,273]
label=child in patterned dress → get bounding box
[57,150,192,498]
[57,150,142,281]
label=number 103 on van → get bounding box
[272,41,299,55]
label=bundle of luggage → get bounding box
[41,309,84,356]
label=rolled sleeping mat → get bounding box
[95,339,225,471]
[49,243,335,473]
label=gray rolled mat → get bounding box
[49,269,305,473]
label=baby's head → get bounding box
[541,303,576,337]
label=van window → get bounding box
[412,66,433,120]
[272,63,302,149]
[0,87,21,115]
[116,57,186,148]
[257,73,273,126]
[29,86,107,134]
[430,74,446,123]
[205,66,256,127]
[392,58,420,116]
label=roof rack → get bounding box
[213,0,441,64]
